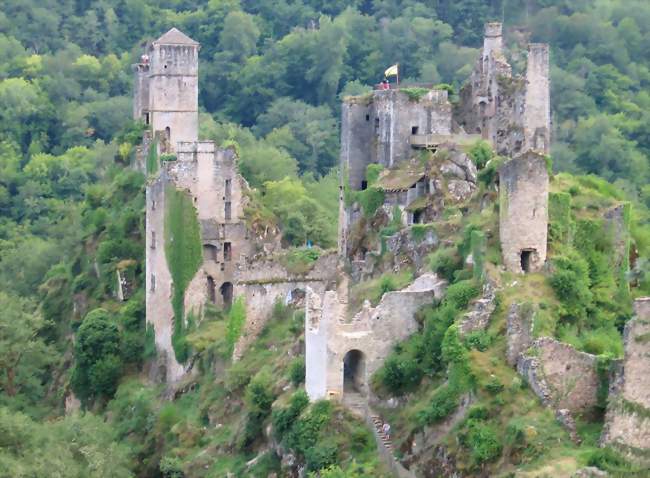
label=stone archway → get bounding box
[343,349,366,395]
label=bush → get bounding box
[587,447,643,474]
[379,355,423,394]
[289,359,305,387]
[445,280,480,310]
[462,419,503,465]
[468,141,493,169]
[272,390,309,439]
[465,331,492,351]
[429,247,462,282]
[417,385,459,425]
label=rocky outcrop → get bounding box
[458,281,497,336]
[517,338,599,415]
[431,146,478,203]
[506,302,535,366]
[601,297,650,463]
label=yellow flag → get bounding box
[384,64,398,77]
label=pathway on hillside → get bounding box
[343,391,414,478]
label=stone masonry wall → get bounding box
[145,175,186,382]
[517,337,599,415]
[499,151,549,273]
[524,44,551,154]
[601,297,650,461]
[148,40,199,149]
[305,274,446,401]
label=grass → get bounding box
[280,247,321,275]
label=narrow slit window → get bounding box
[224,242,232,262]
[225,201,232,220]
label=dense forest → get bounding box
[1,0,649,476]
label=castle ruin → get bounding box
[308,22,552,402]
[135,29,335,382]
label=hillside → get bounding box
[1,1,650,478]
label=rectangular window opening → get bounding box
[224,242,232,262]
[225,179,232,198]
[365,114,370,121]
[411,126,419,135]
[361,180,368,190]
[225,201,232,220]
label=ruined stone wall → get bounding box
[341,101,375,191]
[517,337,599,415]
[305,274,446,401]
[601,298,650,461]
[149,43,199,149]
[455,23,550,157]
[499,151,549,273]
[372,89,451,170]
[145,175,186,382]
[523,44,551,153]
[341,89,452,191]
[132,63,150,122]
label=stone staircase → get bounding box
[370,414,394,452]
[343,392,412,477]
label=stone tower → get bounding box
[457,23,550,157]
[148,28,199,151]
[499,151,549,273]
[524,44,551,153]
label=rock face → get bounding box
[458,281,497,336]
[506,302,535,366]
[601,297,650,463]
[517,337,599,415]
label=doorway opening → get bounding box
[207,276,216,303]
[343,349,366,394]
[520,249,534,273]
[220,282,233,309]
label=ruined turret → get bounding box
[499,151,549,273]
[457,23,550,157]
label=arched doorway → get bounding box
[220,282,233,309]
[343,349,366,394]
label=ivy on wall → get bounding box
[164,185,203,363]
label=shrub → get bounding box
[468,141,493,169]
[465,331,492,351]
[379,355,423,394]
[463,419,503,465]
[429,247,462,282]
[445,280,480,310]
[289,359,306,387]
[485,376,504,394]
[587,447,643,474]
[272,390,309,439]
[417,385,459,425]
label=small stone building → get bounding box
[499,151,549,273]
